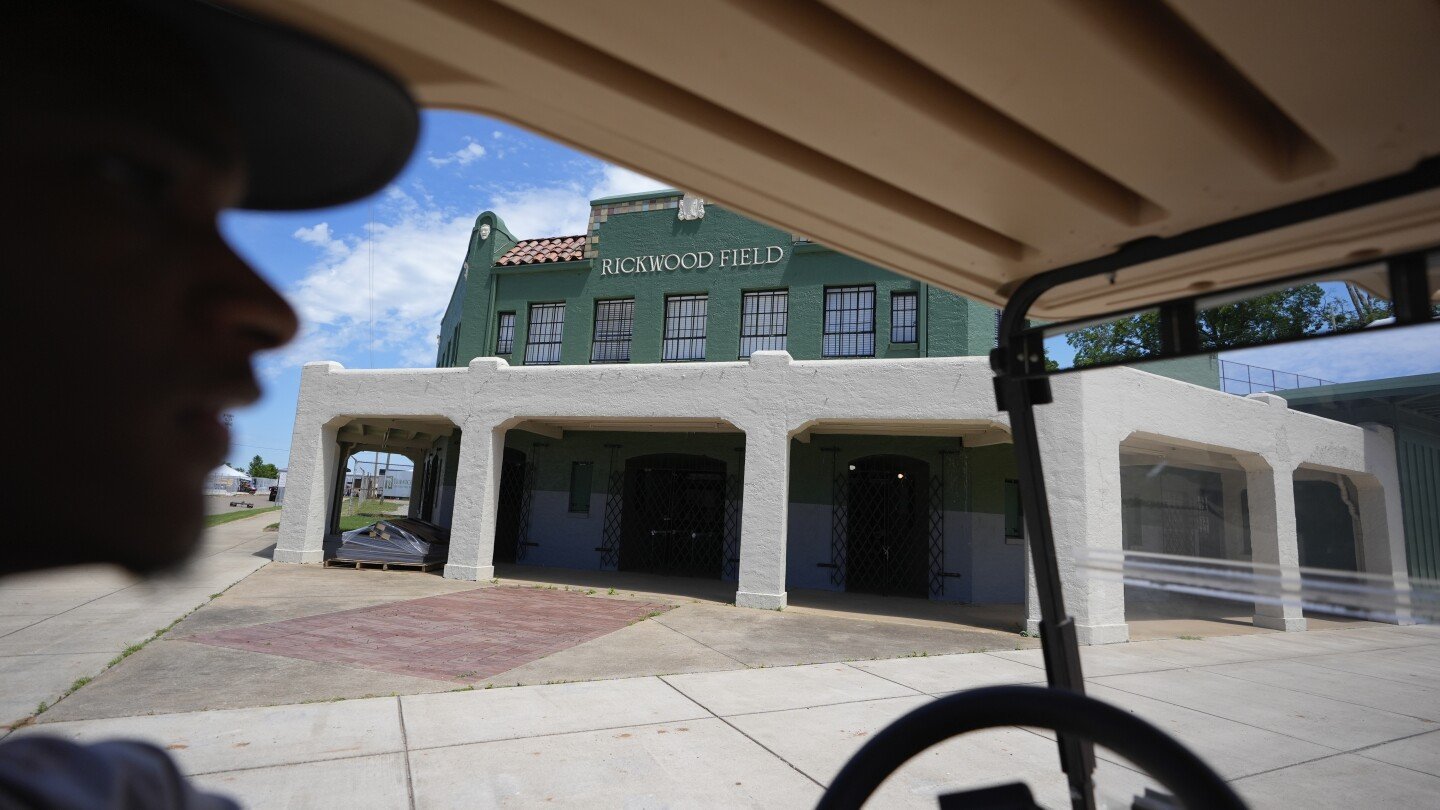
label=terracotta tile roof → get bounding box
[495,235,586,266]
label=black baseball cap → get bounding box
[136,0,420,211]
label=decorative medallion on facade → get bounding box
[678,193,705,221]
[479,223,491,240]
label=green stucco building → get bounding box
[414,190,1222,602]
[437,191,1006,370]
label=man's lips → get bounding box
[176,407,231,464]
[175,378,259,465]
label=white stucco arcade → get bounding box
[274,353,1408,644]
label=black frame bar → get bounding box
[991,157,1440,810]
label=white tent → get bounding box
[207,464,252,494]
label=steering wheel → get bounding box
[816,685,1246,809]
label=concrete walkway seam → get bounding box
[395,698,417,810]
[654,676,827,790]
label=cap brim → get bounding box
[155,1,419,211]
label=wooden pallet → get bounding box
[324,558,443,573]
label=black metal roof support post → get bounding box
[991,322,1097,810]
[983,157,1440,810]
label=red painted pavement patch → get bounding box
[182,587,671,683]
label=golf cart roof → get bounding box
[235,0,1440,319]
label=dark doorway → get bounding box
[619,454,726,578]
[846,455,929,597]
[1295,480,1359,571]
[493,448,528,564]
[418,453,439,522]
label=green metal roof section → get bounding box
[1277,372,1440,404]
[589,188,681,206]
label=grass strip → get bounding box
[204,505,281,528]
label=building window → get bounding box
[523,303,565,365]
[739,290,788,358]
[568,461,593,514]
[591,299,635,363]
[495,312,515,355]
[662,294,708,361]
[1004,479,1024,539]
[823,285,875,357]
[891,292,918,343]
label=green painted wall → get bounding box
[456,205,999,366]
[440,201,1218,390]
[438,213,518,366]
[1398,420,1440,579]
[503,428,1015,516]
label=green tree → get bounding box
[247,454,279,480]
[1065,283,1390,367]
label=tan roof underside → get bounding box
[235,0,1440,319]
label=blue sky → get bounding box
[223,109,1438,471]
[221,110,662,470]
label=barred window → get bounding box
[739,290,788,358]
[662,294,708,361]
[523,302,565,365]
[822,285,875,357]
[495,312,515,355]
[568,461,593,513]
[591,299,634,363]
[1004,479,1024,538]
[891,292,918,343]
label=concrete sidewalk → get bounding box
[0,515,276,728]
[15,624,1439,808]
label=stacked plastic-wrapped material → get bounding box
[335,517,450,564]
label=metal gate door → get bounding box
[832,456,932,597]
[493,451,534,564]
[618,457,726,579]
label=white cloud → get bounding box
[291,222,349,260]
[267,164,669,374]
[484,165,666,239]
[591,165,666,199]
[270,188,474,373]
[427,139,487,168]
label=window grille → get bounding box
[1003,479,1024,538]
[822,285,875,357]
[739,290,788,357]
[523,303,565,365]
[662,294,708,361]
[891,292,918,343]
[495,312,515,355]
[568,461,593,513]
[591,299,635,363]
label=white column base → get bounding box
[444,563,495,582]
[1076,622,1130,645]
[1025,618,1041,637]
[272,548,324,564]
[736,590,787,610]
[1253,614,1307,632]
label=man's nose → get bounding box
[207,236,299,352]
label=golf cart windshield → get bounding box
[205,2,1440,806]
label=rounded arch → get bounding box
[625,453,725,473]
